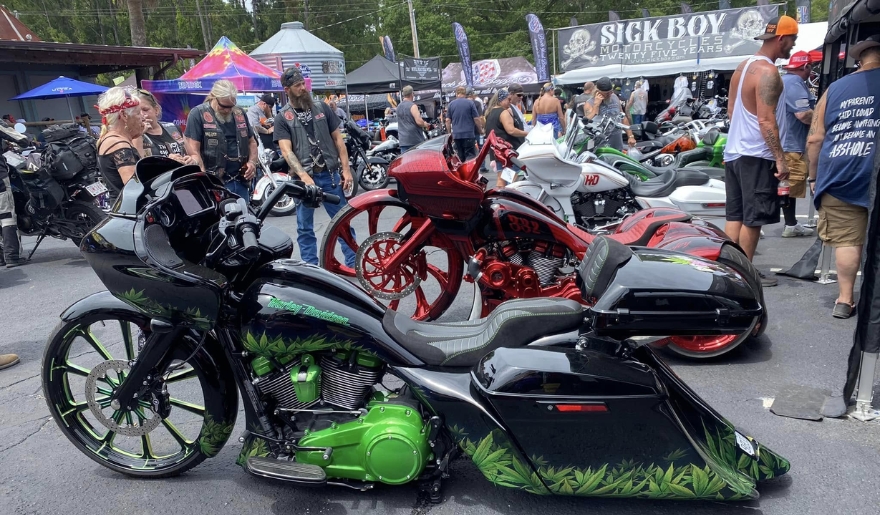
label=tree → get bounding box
[127,0,147,46]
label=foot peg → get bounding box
[245,457,327,484]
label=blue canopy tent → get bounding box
[10,76,108,122]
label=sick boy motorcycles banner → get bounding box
[558,4,780,73]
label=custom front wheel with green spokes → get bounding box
[42,312,237,478]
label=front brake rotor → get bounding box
[85,360,161,437]
[355,231,421,300]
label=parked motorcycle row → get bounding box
[37,105,791,505]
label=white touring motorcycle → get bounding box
[504,115,726,229]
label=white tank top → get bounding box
[724,56,781,162]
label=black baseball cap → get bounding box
[596,77,613,92]
[260,94,276,106]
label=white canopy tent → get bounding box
[554,22,829,84]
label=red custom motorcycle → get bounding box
[320,133,766,358]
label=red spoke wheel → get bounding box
[663,245,767,359]
[320,202,464,321]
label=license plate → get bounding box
[500,167,518,184]
[84,182,108,196]
[734,431,756,457]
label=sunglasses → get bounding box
[216,101,236,109]
[514,93,524,98]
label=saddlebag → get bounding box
[577,237,761,338]
[470,344,787,499]
[41,124,97,181]
[19,167,64,214]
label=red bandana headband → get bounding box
[95,94,139,125]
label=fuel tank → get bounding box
[239,260,424,367]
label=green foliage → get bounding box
[454,427,758,499]
[198,415,234,457]
[703,422,791,483]
[242,331,377,359]
[236,435,270,466]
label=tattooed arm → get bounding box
[277,139,315,186]
[805,92,827,191]
[755,66,788,180]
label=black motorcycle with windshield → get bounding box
[42,156,789,502]
[1,123,107,259]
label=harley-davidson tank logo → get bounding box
[268,297,351,326]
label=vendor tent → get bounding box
[141,36,281,93]
[442,57,539,95]
[347,55,441,94]
[250,21,346,91]
[347,55,402,94]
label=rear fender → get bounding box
[647,221,729,261]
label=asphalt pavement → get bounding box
[1,198,878,515]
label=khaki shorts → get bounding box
[0,177,16,228]
[818,194,867,247]
[784,152,807,199]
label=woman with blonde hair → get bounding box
[96,87,146,203]
[531,82,565,137]
[133,89,194,164]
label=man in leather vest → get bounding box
[185,80,257,199]
[274,68,356,267]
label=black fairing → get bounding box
[585,248,761,338]
[239,259,425,366]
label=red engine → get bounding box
[474,240,583,315]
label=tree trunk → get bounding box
[93,0,106,44]
[195,0,211,51]
[127,0,147,46]
[108,0,120,45]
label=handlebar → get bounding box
[258,179,339,222]
[240,224,260,260]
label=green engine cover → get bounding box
[295,401,430,485]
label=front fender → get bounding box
[61,290,147,323]
[346,188,403,210]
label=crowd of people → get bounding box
[722,16,879,319]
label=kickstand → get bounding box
[26,229,48,261]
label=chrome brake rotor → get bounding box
[85,360,161,437]
[355,231,421,300]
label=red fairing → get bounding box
[481,195,590,256]
[390,148,484,220]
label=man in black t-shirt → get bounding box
[273,68,355,266]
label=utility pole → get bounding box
[407,0,420,57]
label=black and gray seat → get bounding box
[627,168,710,198]
[382,298,584,367]
[577,236,634,302]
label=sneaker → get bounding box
[782,223,815,238]
[758,270,778,287]
[0,354,20,370]
[760,229,765,239]
[832,302,855,319]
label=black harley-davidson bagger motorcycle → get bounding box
[42,157,789,502]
